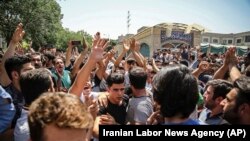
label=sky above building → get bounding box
[58,0,250,39]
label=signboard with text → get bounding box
[161,30,192,44]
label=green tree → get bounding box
[55,28,93,51]
[0,0,62,50]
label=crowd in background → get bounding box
[0,23,250,141]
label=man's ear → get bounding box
[11,71,19,80]
[239,103,250,115]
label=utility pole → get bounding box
[127,11,131,34]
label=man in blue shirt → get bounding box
[0,85,15,133]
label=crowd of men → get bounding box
[0,23,250,141]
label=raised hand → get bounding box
[89,32,109,62]
[107,49,115,60]
[228,47,238,66]
[122,39,130,52]
[82,36,88,52]
[67,40,74,49]
[135,41,141,52]
[11,23,25,43]
[198,61,210,72]
[224,49,231,66]
[129,38,136,51]
[92,32,101,47]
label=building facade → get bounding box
[201,31,250,47]
[115,22,250,58]
[115,23,205,58]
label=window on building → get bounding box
[212,39,218,43]
[228,40,233,44]
[236,39,241,43]
[203,38,208,43]
[245,36,250,42]
[222,40,227,44]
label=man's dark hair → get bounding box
[234,76,250,109]
[179,59,189,67]
[205,79,233,100]
[126,58,136,65]
[245,65,250,77]
[153,64,198,118]
[129,67,147,89]
[5,55,31,80]
[106,72,124,87]
[20,68,52,105]
[43,52,55,61]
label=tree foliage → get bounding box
[0,0,93,51]
[56,28,93,51]
[0,0,62,48]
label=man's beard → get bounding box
[34,64,42,69]
[223,107,240,124]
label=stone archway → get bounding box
[140,43,150,57]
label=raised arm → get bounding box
[71,38,89,78]
[130,39,144,67]
[69,33,109,96]
[151,58,160,72]
[114,39,130,67]
[192,61,209,80]
[228,47,241,82]
[65,41,74,68]
[213,49,231,79]
[0,23,25,86]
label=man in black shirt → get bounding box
[93,72,128,138]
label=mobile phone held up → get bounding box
[71,40,81,46]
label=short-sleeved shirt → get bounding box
[126,95,153,124]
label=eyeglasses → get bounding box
[112,88,125,92]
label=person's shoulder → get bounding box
[122,94,130,101]
[2,83,13,90]
[63,70,71,74]
[0,86,12,99]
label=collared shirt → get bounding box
[199,108,229,125]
